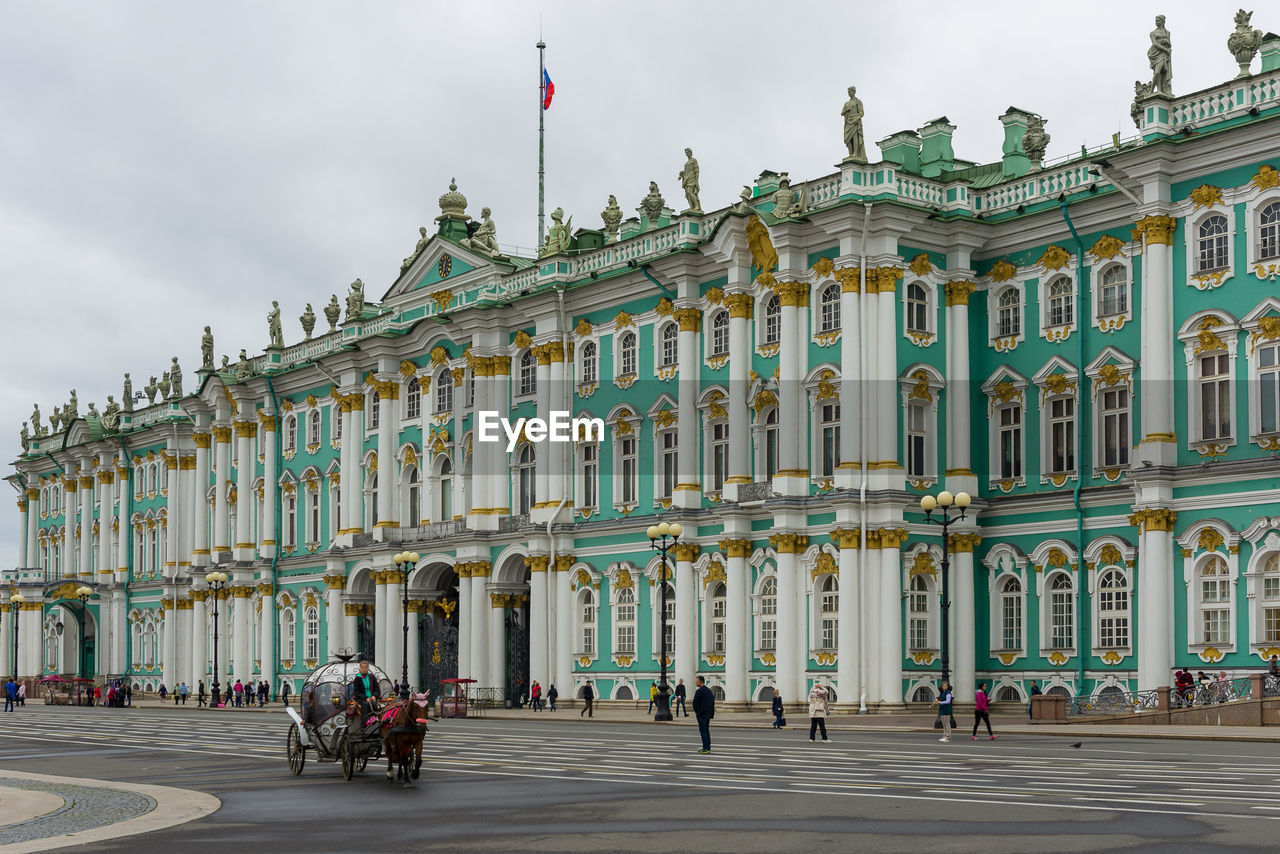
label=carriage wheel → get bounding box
[340,735,354,781]
[287,724,306,776]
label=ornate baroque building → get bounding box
[7,23,1280,708]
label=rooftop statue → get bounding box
[401,226,430,275]
[679,148,701,213]
[640,182,665,228]
[30,404,42,437]
[268,300,284,347]
[1149,15,1172,96]
[1022,115,1050,169]
[345,279,365,323]
[1227,9,1263,78]
[731,186,754,215]
[841,85,868,162]
[157,371,171,400]
[50,407,61,433]
[201,326,214,368]
[601,195,622,242]
[144,376,158,405]
[1130,80,1155,128]
[540,207,573,257]
[324,295,341,332]
[20,422,29,448]
[300,303,316,339]
[170,357,183,398]
[102,396,121,432]
[123,373,134,412]
[221,355,231,370]
[436,178,470,223]
[236,349,251,380]
[461,207,504,258]
[66,389,78,420]
[87,402,99,418]
[772,173,807,219]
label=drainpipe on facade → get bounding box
[266,377,282,691]
[858,202,870,713]
[1059,201,1090,693]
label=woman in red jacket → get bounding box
[971,681,997,741]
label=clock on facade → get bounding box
[437,254,453,279]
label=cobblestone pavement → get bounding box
[0,778,155,845]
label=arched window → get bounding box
[709,582,727,653]
[284,416,297,451]
[619,332,638,377]
[308,409,321,445]
[818,284,840,333]
[660,323,678,368]
[579,589,596,655]
[406,467,420,526]
[710,310,729,356]
[997,288,1020,337]
[1262,201,1280,260]
[437,457,453,521]
[1261,554,1280,642]
[1097,568,1130,649]
[45,620,58,671]
[995,685,1021,702]
[912,685,936,702]
[712,685,726,701]
[909,575,931,650]
[1046,277,1073,327]
[143,620,157,667]
[614,587,636,654]
[369,393,379,429]
[1000,576,1023,651]
[818,575,838,650]
[304,606,319,661]
[763,294,781,345]
[1199,555,1231,645]
[130,620,142,666]
[406,377,421,420]
[148,464,158,494]
[280,606,296,662]
[581,341,597,385]
[435,370,452,414]
[368,472,378,527]
[307,487,320,543]
[519,351,536,396]
[1197,214,1229,272]
[516,445,535,514]
[757,577,777,651]
[1048,571,1074,650]
[1099,265,1128,317]
[907,282,929,333]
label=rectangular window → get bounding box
[1101,388,1130,467]
[1002,596,1022,650]
[764,420,778,480]
[1266,608,1280,643]
[1200,354,1231,440]
[713,622,725,654]
[583,625,595,655]
[909,617,928,651]
[907,402,927,478]
[820,403,840,477]
[1099,616,1129,649]
[616,624,635,655]
[759,619,776,651]
[1202,609,1228,645]
[620,437,637,504]
[582,443,598,511]
[1049,397,1075,474]
[998,404,1022,479]
[369,398,379,430]
[1261,345,1280,434]
[660,431,677,500]
[711,422,728,491]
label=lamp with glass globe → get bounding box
[393,551,420,700]
[919,490,970,728]
[205,571,229,707]
[9,593,24,684]
[646,521,682,722]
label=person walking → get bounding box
[159,684,168,703]
[124,682,131,707]
[692,676,715,754]
[531,681,542,712]
[173,684,180,705]
[933,680,954,743]
[674,679,688,717]
[579,682,594,718]
[1027,679,1041,722]
[547,683,557,712]
[281,681,290,706]
[807,683,831,743]
[771,691,785,729]
[233,679,243,707]
[261,681,269,706]
[647,682,658,715]
[17,682,26,707]
[971,681,997,741]
[197,681,206,707]
[4,678,15,713]
[93,685,101,707]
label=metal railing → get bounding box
[1265,674,1280,698]
[1171,676,1254,708]
[383,520,466,543]
[1066,688,1160,717]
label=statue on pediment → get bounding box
[268,301,284,347]
[679,148,701,213]
[20,422,29,448]
[221,355,230,371]
[345,279,365,323]
[157,372,171,400]
[31,404,43,437]
[201,326,214,368]
[123,373,134,411]
[601,195,622,242]
[1148,15,1172,96]
[170,357,183,398]
[401,226,430,275]
[300,303,316,339]
[1228,9,1263,78]
[50,407,61,433]
[236,349,251,380]
[461,207,504,258]
[731,186,754,215]
[88,402,99,418]
[102,397,121,433]
[772,173,807,219]
[1022,116,1050,169]
[66,389,78,420]
[540,208,572,257]
[145,376,158,405]
[841,86,867,163]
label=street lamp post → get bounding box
[10,593,24,684]
[75,586,92,688]
[919,490,970,728]
[205,571,229,708]
[646,521,682,723]
[393,551,420,700]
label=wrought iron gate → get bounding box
[356,616,375,664]
[505,610,529,706]
[419,617,459,699]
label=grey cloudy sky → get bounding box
[0,0,1261,566]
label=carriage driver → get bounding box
[350,661,382,723]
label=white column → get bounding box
[773,536,801,701]
[62,472,76,575]
[450,367,466,518]
[554,558,573,694]
[835,529,861,705]
[674,308,701,509]
[533,346,551,510]
[192,434,211,565]
[878,530,905,706]
[488,592,505,697]
[17,494,29,568]
[374,574,387,663]
[724,294,752,500]
[876,271,902,487]
[774,285,806,495]
[528,556,549,688]
[945,283,974,483]
[950,538,977,706]
[212,426,232,561]
[375,380,397,532]
[178,456,194,571]
[470,568,489,684]
[78,471,93,578]
[456,565,472,679]
[162,586,177,689]
[165,453,181,578]
[384,571,403,685]
[1137,517,1175,689]
[258,583,274,682]
[546,343,568,506]
[22,604,42,677]
[113,591,127,677]
[324,574,344,660]
[234,421,254,560]
[837,272,862,489]
[191,592,208,691]
[261,413,278,557]
[233,586,251,687]
[674,545,699,681]
[491,359,511,514]
[723,539,750,703]
[406,604,420,691]
[1137,215,1178,465]
[338,400,355,534]
[469,362,490,517]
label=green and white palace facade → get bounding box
[8,38,1280,709]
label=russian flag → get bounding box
[542,68,555,110]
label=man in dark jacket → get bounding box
[674,679,688,717]
[350,661,382,723]
[579,682,594,718]
[691,676,715,753]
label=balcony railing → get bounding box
[383,520,467,543]
[1066,688,1161,717]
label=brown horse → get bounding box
[379,693,430,787]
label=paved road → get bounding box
[2,707,1279,852]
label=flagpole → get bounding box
[537,39,546,250]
